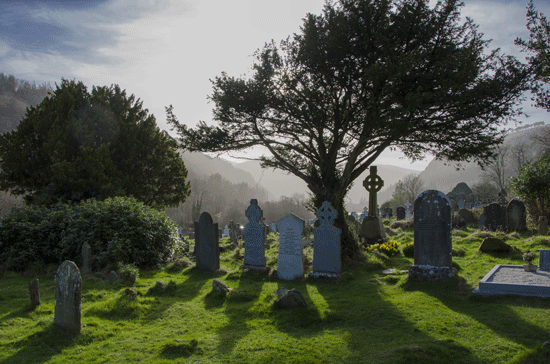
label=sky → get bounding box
[2,0,550,171]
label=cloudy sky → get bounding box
[1,0,549,170]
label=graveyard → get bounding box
[2,211,550,363]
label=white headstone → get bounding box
[223,225,230,238]
[277,214,305,280]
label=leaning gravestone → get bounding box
[243,199,266,268]
[194,212,220,271]
[396,206,406,220]
[484,203,507,232]
[507,198,527,232]
[277,214,305,280]
[409,190,454,280]
[54,260,82,332]
[311,201,342,278]
[81,242,91,274]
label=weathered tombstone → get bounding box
[484,203,507,231]
[457,199,465,210]
[229,221,238,243]
[54,261,81,332]
[359,166,386,243]
[507,198,527,232]
[29,279,40,307]
[194,212,220,271]
[218,228,222,239]
[386,207,393,218]
[539,216,549,236]
[311,201,342,277]
[277,214,305,280]
[81,242,91,274]
[409,190,454,280]
[223,225,230,237]
[243,199,266,267]
[539,249,550,271]
[396,206,406,220]
[458,208,476,225]
[450,199,459,212]
[478,212,486,230]
[270,222,277,233]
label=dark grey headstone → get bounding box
[194,211,220,271]
[507,198,527,232]
[81,242,91,274]
[484,203,507,231]
[29,279,40,307]
[539,250,550,271]
[312,201,342,275]
[243,199,265,266]
[458,208,476,225]
[54,261,81,332]
[413,190,452,268]
[396,206,406,220]
[277,214,305,280]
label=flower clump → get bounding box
[367,240,401,257]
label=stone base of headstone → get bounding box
[360,216,386,244]
[408,265,456,281]
[308,271,340,279]
[240,264,270,273]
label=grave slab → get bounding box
[473,264,550,297]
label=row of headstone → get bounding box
[480,198,527,232]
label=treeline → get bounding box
[0,73,52,133]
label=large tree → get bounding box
[0,79,190,208]
[167,0,528,259]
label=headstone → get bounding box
[277,214,305,280]
[457,199,465,210]
[405,201,412,220]
[484,203,507,231]
[458,208,476,225]
[29,279,40,307]
[507,198,527,232]
[360,166,386,242]
[229,221,238,243]
[409,190,454,280]
[223,225,230,237]
[194,212,220,271]
[243,199,266,267]
[54,261,81,332]
[539,249,550,271]
[478,212,486,230]
[311,201,342,277]
[539,216,549,236]
[450,199,459,212]
[270,223,277,233]
[218,228,222,239]
[81,242,91,274]
[360,207,368,221]
[396,206,406,220]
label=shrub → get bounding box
[118,263,139,286]
[367,240,401,257]
[403,243,414,258]
[0,197,179,271]
[511,156,550,222]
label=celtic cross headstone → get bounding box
[360,166,386,242]
[243,199,266,266]
[363,166,384,218]
[311,201,342,277]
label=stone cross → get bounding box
[243,199,266,266]
[312,201,342,275]
[363,166,384,218]
[54,260,82,332]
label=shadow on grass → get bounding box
[403,276,550,348]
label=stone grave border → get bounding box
[473,264,550,297]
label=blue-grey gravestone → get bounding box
[194,212,220,271]
[507,198,527,232]
[244,199,265,266]
[54,260,82,332]
[539,249,550,271]
[312,201,342,275]
[277,214,305,280]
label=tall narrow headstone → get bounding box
[311,201,342,277]
[484,203,507,231]
[277,214,305,280]
[229,221,238,243]
[360,166,386,242]
[507,198,527,232]
[29,279,40,307]
[409,190,454,280]
[194,212,220,271]
[54,260,81,332]
[81,242,91,274]
[223,225,230,237]
[243,199,265,267]
[478,212,486,230]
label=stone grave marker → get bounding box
[81,242,91,274]
[229,221,238,243]
[396,206,406,220]
[409,190,454,280]
[218,228,222,239]
[29,279,40,307]
[484,203,507,231]
[360,166,386,242]
[539,216,549,236]
[243,199,265,267]
[458,208,476,225]
[223,225,230,237]
[194,211,220,271]
[507,198,527,232]
[270,222,277,233]
[54,260,82,332]
[478,212,486,230]
[277,214,305,280]
[311,201,342,277]
[539,249,550,271]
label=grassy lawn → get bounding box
[1,225,550,363]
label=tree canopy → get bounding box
[0,79,190,208]
[168,0,529,258]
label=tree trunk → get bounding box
[331,197,361,261]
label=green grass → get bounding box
[2,228,550,363]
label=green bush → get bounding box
[511,156,550,222]
[403,243,414,258]
[118,263,139,286]
[0,197,179,271]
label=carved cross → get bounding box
[363,166,384,217]
[316,201,338,225]
[245,199,263,223]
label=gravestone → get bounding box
[229,221,238,243]
[270,223,277,233]
[54,261,82,332]
[243,199,266,267]
[386,207,393,218]
[194,212,220,271]
[360,207,368,222]
[277,214,305,280]
[458,208,476,225]
[478,212,486,230]
[484,203,507,231]
[409,190,454,280]
[218,228,222,239]
[396,206,406,220]
[360,166,386,243]
[539,250,550,271]
[223,225,230,237]
[29,279,40,307]
[539,216,549,236]
[311,201,342,277]
[81,242,91,274]
[507,198,527,232]
[450,199,459,212]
